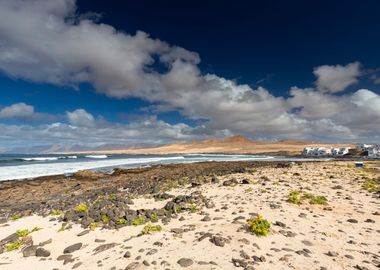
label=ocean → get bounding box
[0,153,324,181]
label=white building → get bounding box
[368,146,380,158]
[356,144,375,151]
[303,146,351,156]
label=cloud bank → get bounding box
[0,0,379,151]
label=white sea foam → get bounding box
[84,155,108,159]
[0,156,185,181]
[22,157,59,161]
[0,154,328,181]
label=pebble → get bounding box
[347,219,358,223]
[63,243,82,254]
[326,251,339,257]
[177,258,194,267]
[36,248,50,257]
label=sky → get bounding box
[0,0,380,152]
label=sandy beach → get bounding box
[0,161,379,270]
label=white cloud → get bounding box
[0,110,210,151]
[313,62,361,93]
[66,109,95,127]
[0,103,34,119]
[0,0,379,145]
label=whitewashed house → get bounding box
[302,146,350,156]
[356,144,375,151]
[318,147,332,156]
[368,146,380,158]
[337,147,350,156]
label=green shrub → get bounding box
[74,203,88,213]
[108,194,117,200]
[190,204,199,213]
[16,229,29,237]
[287,190,328,205]
[116,218,128,225]
[150,213,159,222]
[247,215,271,237]
[10,214,21,221]
[16,227,42,237]
[362,179,380,193]
[101,215,109,223]
[58,224,66,232]
[6,240,23,252]
[141,223,162,235]
[89,222,98,230]
[309,195,328,205]
[287,190,301,204]
[51,209,63,216]
[132,215,145,226]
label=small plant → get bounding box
[108,194,117,200]
[89,222,98,230]
[245,187,253,193]
[51,209,63,216]
[301,192,314,200]
[150,213,159,222]
[31,227,42,232]
[247,214,271,237]
[141,223,162,235]
[74,203,88,213]
[132,215,145,226]
[101,215,110,223]
[309,195,328,205]
[362,179,380,193]
[287,190,301,204]
[15,227,42,237]
[287,190,328,205]
[16,229,29,237]
[10,214,22,221]
[58,224,66,232]
[116,218,128,225]
[190,204,198,213]
[6,240,23,252]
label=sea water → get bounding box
[0,153,324,181]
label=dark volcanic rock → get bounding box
[93,243,119,254]
[347,219,358,223]
[232,258,247,268]
[177,258,193,267]
[63,243,82,254]
[210,236,227,247]
[23,245,38,257]
[36,247,50,257]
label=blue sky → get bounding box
[0,0,380,152]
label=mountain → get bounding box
[3,142,160,154]
[55,135,353,155]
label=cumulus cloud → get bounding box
[313,62,362,93]
[0,102,34,119]
[66,109,95,127]
[0,109,209,151]
[0,0,379,145]
[0,102,57,123]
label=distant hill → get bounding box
[3,142,160,154]
[55,135,353,156]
